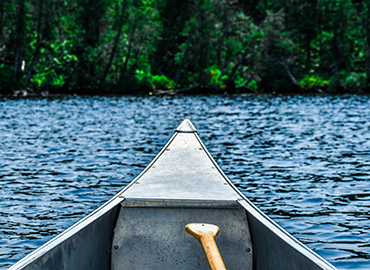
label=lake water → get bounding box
[1,95,370,269]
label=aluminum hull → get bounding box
[10,120,337,270]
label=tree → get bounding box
[366,1,370,90]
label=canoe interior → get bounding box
[17,203,330,270]
[18,204,121,270]
[111,206,252,269]
[11,120,336,270]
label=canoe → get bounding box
[10,119,337,270]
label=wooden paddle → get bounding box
[185,223,226,270]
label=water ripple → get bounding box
[1,95,370,269]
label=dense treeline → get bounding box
[0,0,369,95]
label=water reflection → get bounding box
[1,95,370,269]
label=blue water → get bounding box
[1,95,370,269]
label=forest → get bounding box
[0,0,369,96]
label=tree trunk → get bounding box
[54,0,64,41]
[98,26,122,91]
[227,35,256,87]
[25,0,44,84]
[121,47,140,93]
[281,57,301,89]
[150,0,190,74]
[13,0,25,83]
[305,37,311,74]
[98,0,126,92]
[366,2,370,90]
[174,67,182,88]
[83,0,93,46]
[219,5,229,78]
[117,33,134,91]
[0,0,4,46]
[13,48,20,82]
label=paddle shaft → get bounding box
[185,223,226,270]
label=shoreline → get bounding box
[1,85,369,99]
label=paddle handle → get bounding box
[185,223,226,270]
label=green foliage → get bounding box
[0,0,369,95]
[206,65,222,87]
[152,75,175,89]
[30,69,64,88]
[234,74,247,88]
[300,75,329,88]
[0,64,14,92]
[133,70,153,90]
[340,71,366,89]
[133,70,175,90]
[247,80,258,90]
